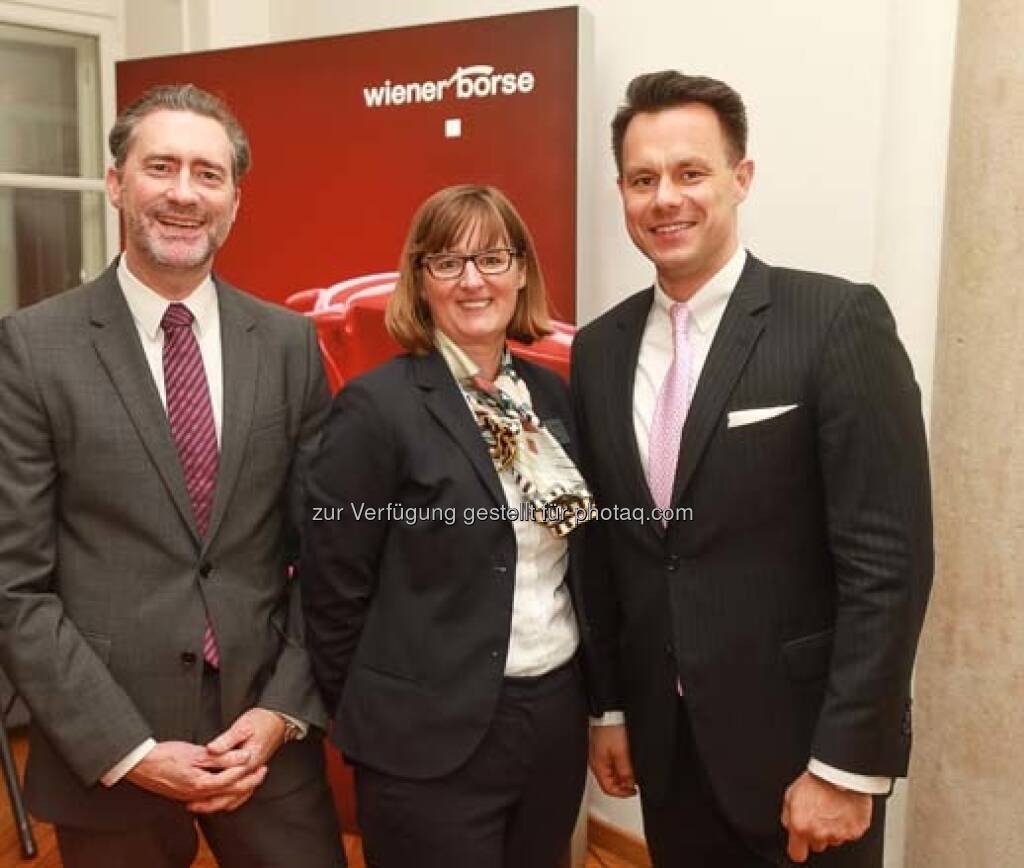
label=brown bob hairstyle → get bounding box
[385,184,553,355]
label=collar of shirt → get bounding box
[117,256,218,342]
[651,245,748,338]
[633,245,749,475]
[434,328,482,382]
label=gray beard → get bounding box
[127,211,221,272]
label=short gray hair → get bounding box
[108,83,251,182]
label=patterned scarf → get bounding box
[435,331,593,537]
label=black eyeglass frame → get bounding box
[419,247,521,280]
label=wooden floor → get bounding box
[1,728,644,867]
[583,844,645,868]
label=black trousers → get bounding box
[355,661,588,868]
[641,699,885,868]
[56,667,345,868]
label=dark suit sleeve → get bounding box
[0,316,153,785]
[255,319,332,727]
[570,335,623,712]
[811,285,933,775]
[300,377,401,713]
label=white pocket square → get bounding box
[727,404,799,428]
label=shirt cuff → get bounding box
[271,710,309,740]
[808,758,891,795]
[101,738,156,786]
[590,710,626,726]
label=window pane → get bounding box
[0,188,106,315]
[0,22,101,176]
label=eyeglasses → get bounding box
[420,248,519,280]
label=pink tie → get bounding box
[161,303,220,669]
[647,303,691,516]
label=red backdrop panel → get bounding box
[116,8,579,321]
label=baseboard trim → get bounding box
[588,815,652,866]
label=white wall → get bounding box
[125,0,958,410]
[259,0,957,420]
[124,0,180,58]
[124,0,960,860]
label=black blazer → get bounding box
[301,349,606,779]
[571,254,933,856]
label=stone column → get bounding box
[905,0,1024,864]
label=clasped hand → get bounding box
[126,708,287,814]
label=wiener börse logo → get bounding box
[363,65,535,108]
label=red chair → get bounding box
[286,272,574,395]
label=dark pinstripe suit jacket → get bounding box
[0,262,331,828]
[570,253,933,856]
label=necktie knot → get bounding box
[670,302,689,338]
[161,302,194,332]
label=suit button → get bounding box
[490,650,500,659]
[664,642,675,659]
[493,565,508,575]
[199,562,213,578]
[180,651,197,667]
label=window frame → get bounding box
[0,0,123,263]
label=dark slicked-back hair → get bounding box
[108,83,251,182]
[611,71,748,174]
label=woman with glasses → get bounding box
[301,185,606,867]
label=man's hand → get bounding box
[781,771,872,863]
[186,708,287,813]
[589,723,637,797]
[205,707,288,769]
[125,740,257,804]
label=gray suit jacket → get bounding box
[0,261,331,828]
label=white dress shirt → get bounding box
[117,257,223,445]
[441,355,579,678]
[632,246,746,474]
[596,244,889,795]
[498,472,579,677]
[101,259,305,787]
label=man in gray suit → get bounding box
[0,84,344,867]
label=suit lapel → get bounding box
[88,266,198,540]
[203,282,257,552]
[669,255,771,506]
[414,350,506,507]
[608,289,663,526]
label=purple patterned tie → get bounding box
[161,302,220,668]
[647,303,691,518]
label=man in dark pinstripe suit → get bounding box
[571,71,933,866]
